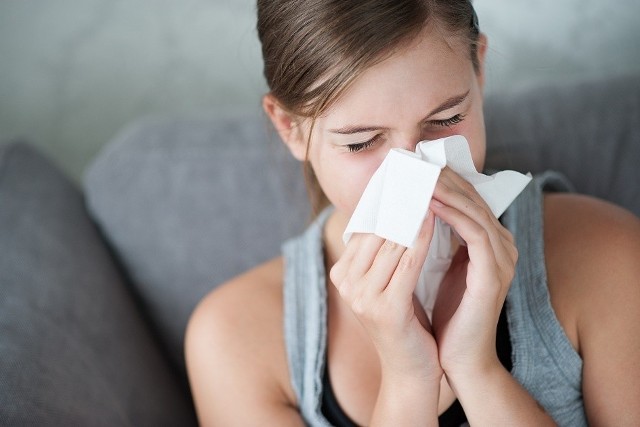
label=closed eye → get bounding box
[347,134,382,153]
[429,113,466,128]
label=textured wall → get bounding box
[476,1,640,91]
[1,0,639,183]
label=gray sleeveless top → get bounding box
[282,171,586,426]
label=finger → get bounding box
[348,234,386,277]
[330,233,384,287]
[438,169,513,243]
[434,173,518,266]
[433,177,512,250]
[433,181,501,247]
[385,209,436,300]
[430,200,515,299]
[438,167,481,205]
[363,238,407,294]
[430,200,498,274]
[437,169,498,223]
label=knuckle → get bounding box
[511,245,519,264]
[469,224,489,244]
[468,200,492,223]
[397,251,417,272]
[334,275,354,299]
[351,296,378,322]
[380,239,400,253]
[460,179,476,195]
[351,296,366,316]
[440,181,455,197]
[504,229,515,244]
[477,205,492,221]
[329,264,343,285]
[499,239,518,264]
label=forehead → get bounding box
[320,27,474,126]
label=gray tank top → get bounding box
[282,171,586,426]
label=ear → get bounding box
[262,94,308,161]
[476,33,489,92]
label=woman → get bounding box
[185,1,640,425]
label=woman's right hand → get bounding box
[329,210,442,383]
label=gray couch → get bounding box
[1,75,639,426]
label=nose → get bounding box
[394,132,422,152]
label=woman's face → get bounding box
[275,27,488,217]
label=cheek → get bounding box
[466,89,487,171]
[445,106,486,172]
[467,109,487,172]
[312,150,383,214]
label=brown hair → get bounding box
[257,0,481,214]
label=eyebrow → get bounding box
[328,90,471,135]
[428,90,470,117]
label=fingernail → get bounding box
[431,199,445,208]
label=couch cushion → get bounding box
[485,74,640,216]
[83,111,309,370]
[0,142,196,425]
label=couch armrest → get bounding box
[0,142,196,425]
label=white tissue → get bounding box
[343,135,531,318]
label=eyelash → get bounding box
[430,113,466,128]
[346,114,466,153]
[347,134,382,153]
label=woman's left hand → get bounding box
[429,167,518,378]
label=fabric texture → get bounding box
[0,142,196,426]
[502,172,585,426]
[282,172,586,427]
[83,112,309,369]
[484,74,640,217]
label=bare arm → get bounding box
[545,194,640,426]
[185,260,305,427]
[429,169,557,426]
[445,364,556,425]
[434,192,640,425]
[330,211,443,426]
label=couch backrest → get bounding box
[84,112,309,370]
[484,74,640,213]
[84,74,640,372]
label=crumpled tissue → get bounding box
[343,135,531,318]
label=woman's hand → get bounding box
[430,167,518,378]
[329,210,442,382]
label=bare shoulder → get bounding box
[543,192,640,311]
[543,192,640,330]
[543,192,640,423]
[185,257,303,426]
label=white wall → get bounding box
[476,0,640,92]
[1,0,639,182]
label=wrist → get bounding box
[378,355,444,388]
[371,371,441,426]
[378,361,442,401]
[441,351,502,381]
[442,362,557,425]
[443,358,506,396]
[380,369,444,391]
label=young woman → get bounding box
[185,1,640,425]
